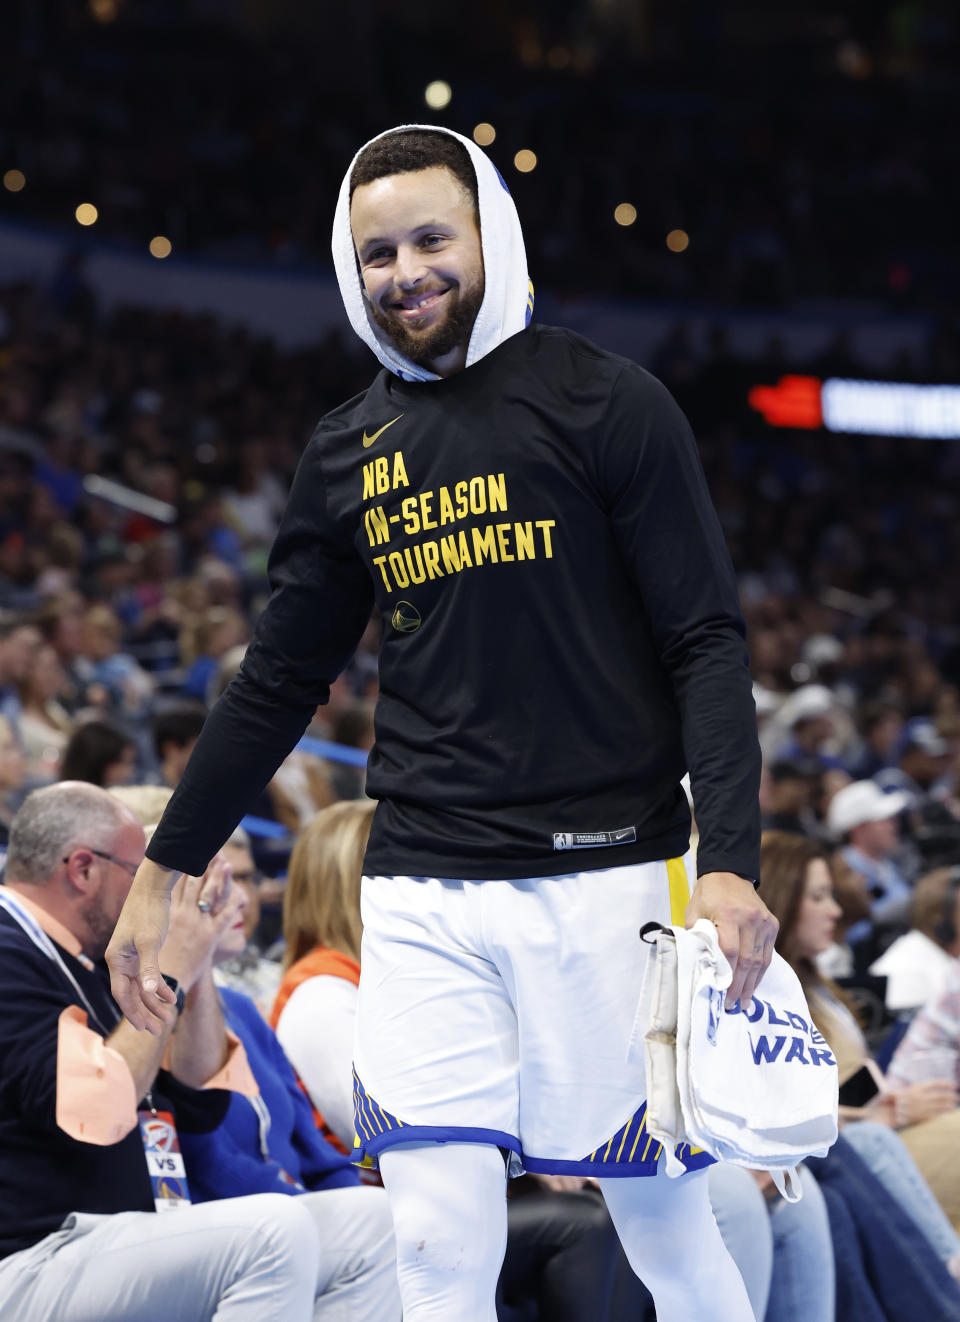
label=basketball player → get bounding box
[108,126,777,1321]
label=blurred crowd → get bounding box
[2,0,959,311]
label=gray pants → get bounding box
[0,1188,400,1322]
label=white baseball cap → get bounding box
[777,684,835,728]
[827,780,910,839]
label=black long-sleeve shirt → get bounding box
[149,325,760,882]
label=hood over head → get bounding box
[332,124,534,382]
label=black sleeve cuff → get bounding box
[151,1070,230,1134]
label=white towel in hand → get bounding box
[635,921,839,1196]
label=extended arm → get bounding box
[108,434,373,1028]
[600,369,776,1003]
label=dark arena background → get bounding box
[2,2,960,1319]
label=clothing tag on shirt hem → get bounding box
[553,827,637,850]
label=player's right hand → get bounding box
[106,859,180,1033]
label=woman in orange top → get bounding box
[271,801,371,1155]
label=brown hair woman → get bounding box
[760,829,960,1258]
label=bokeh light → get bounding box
[666,229,690,252]
[2,170,25,193]
[424,81,452,110]
[473,123,496,147]
[75,203,98,226]
[514,150,538,173]
[614,203,637,227]
[149,236,173,259]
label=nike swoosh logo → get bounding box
[362,414,404,448]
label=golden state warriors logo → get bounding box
[391,601,421,633]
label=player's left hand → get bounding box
[686,872,778,1010]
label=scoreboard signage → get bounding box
[748,376,960,439]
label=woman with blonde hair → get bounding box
[272,800,374,1154]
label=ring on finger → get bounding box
[197,899,212,913]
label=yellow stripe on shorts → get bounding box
[666,856,690,925]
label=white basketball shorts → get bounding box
[352,855,712,1178]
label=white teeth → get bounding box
[398,291,445,311]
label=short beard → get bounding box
[79,895,118,963]
[370,280,485,369]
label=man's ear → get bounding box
[63,848,97,895]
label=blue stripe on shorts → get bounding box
[351,1075,713,1177]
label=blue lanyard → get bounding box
[0,888,119,1037]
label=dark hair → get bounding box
[350,130,478,217]
[152,703,207,758]
[59,720,134,788]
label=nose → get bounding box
[393,242,427,289]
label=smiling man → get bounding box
[109,125,775,1322]
[350,138,485,375]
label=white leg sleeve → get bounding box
[378,1142,508,1322]
[599,1169,755,1322]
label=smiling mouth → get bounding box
[392,288,450,318]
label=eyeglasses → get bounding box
[62,847,141,880]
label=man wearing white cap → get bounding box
[106,126,777,1321]
[828,780,912,929]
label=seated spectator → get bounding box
[273,803,835,1322]
[827,780,913,938]
[870,867,960,1013]
[59,718,138,788]
[107,782,173,829]
[152,702,206,788]
[878,718,955,807]
[327,700,374,801]
[877,719,960,871]
[814,850,873,979]
[175,861,401,1320]
[76,603,154,718]
[847,700,905,781]
[760,756,823,836]
[887,952,960,1231]
[0,713,26,857]
[765,684,845,771]
[16,642,72,780]
[213,825,284,1014]
[760,830,960,1279]
[272,801,372,1152]
[0,616,41,731]
[35,592,86,711]
[179,604,249,704]
[0,781,322,1321]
